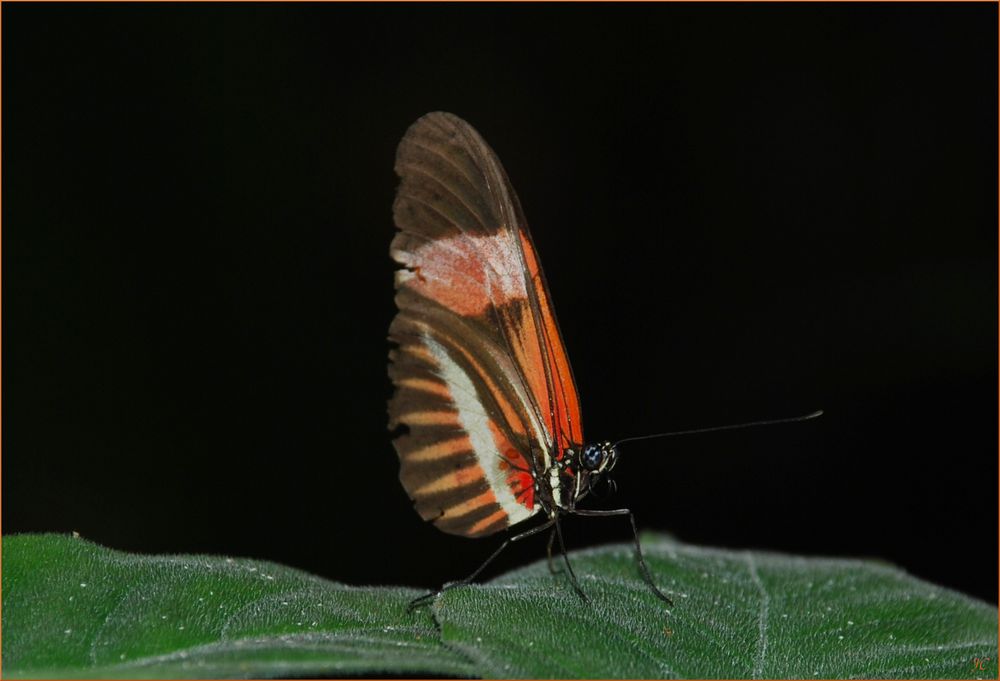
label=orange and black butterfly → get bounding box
[388,112,671,606]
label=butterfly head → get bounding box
[579,441,619,475]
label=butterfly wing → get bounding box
[388,112,583,537]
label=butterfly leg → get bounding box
[568,508,673,606]
[545,526,562,575]
[407,517,557,611]
[553,512,589,602]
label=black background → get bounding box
[4,4,997,604]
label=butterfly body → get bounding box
[388,112,669,605]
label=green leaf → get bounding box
[3,533,996,679]
[434,536,998,679]
[1,534,476,679]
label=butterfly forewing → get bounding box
[388,112,583,536]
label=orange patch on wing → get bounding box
[397,234,527,317]
[400,410,461,427]
[455,464,484,486]
[399,377,451,399]
[446,334,528,440]
[413,463,485,496]
[399,343,435,365]
[509,471,535,508]
[489,421,535,510]
[467,508,508,536]
[407,436,470,462]
[440,489,498,519]
[519,232,584,450]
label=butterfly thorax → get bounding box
[544,441,619,512]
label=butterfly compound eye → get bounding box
[580,444,604,471]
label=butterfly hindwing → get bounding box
[388,299,537,536]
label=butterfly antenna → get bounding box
[613,410,823,447]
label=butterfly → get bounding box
[387,111,671,606]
